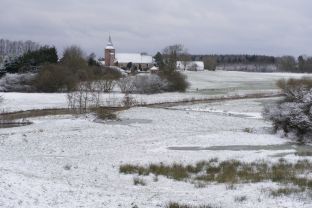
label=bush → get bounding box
[264,78,312,142]
[117,76,135,93]
[133,74,168,94]
[92,67,122,93]
[159,71,189,92]
[122,93,138,107]
[95,107,117,120]
[0,73,36,92]
[33,64,78,92]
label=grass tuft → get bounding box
[133,177,146,186]
[234,195,247,202]
[166,202,220,208]
[271,187,304,197]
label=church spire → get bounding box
[108,34,112,44]
[106,33,114,49]
[105,33,116,66]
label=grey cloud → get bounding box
[0,0,311,57]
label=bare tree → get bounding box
[179,52,192,71]
[117,76,135,93]
[277,56,296,72]
[0,39,40,66]
[67,82,94,113]
[122,93,138,107]
[60,46,88,71]
[162,44,187,71]
[203,56,218,71]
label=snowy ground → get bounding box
[0,71,312,208]
[1,70,311,112]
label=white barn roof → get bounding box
[115,53,153,64]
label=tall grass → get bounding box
[120,159,312,191]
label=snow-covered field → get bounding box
[0,71,312,208]
[1,70,311,112]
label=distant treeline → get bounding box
[0,39,41,69]
[193,54,276,64]
[193,54,312,73]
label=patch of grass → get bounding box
[243,128,253,133]
[166,202,220,208]
[194,182,206,189]
[0,107,125,121]
[94,107,117,120]
[270,187,304,197]
[0,108,74,120]
[119,164,149,176]
[120,159,312,192]
[225,183,237,190]
[295,151,312,157]
[149,163,190,181]
[234,195,247,202]
[133,177,146,186]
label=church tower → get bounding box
[104,35,115,66]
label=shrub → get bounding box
[117,76,135,93]
[133,74,168,94]
[0,73,36,92]
[66,82,95,113]
[33,64,78,92]
[264,78,312,142]
[159,71,189,92]
[122,93,138,107]
[95,107,117,120]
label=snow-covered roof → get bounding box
[115,53,153,64]
[150,66,159,70]
[106,46,114,50]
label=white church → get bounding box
[102,35,204,72]
[103,35,155,71]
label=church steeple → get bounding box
[105,34,116,66]
[106,34,114,49]
[109,34,112,44]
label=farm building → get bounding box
[177,61,205,71]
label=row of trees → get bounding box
[1,40,190,93]
[0,39,41,65]
[4,46,58,73]
[194,54,276,65]
[190,55,312,72]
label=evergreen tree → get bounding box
[153,52,164,68]
[4,46,58,73]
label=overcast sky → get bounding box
[1,0,312,57]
